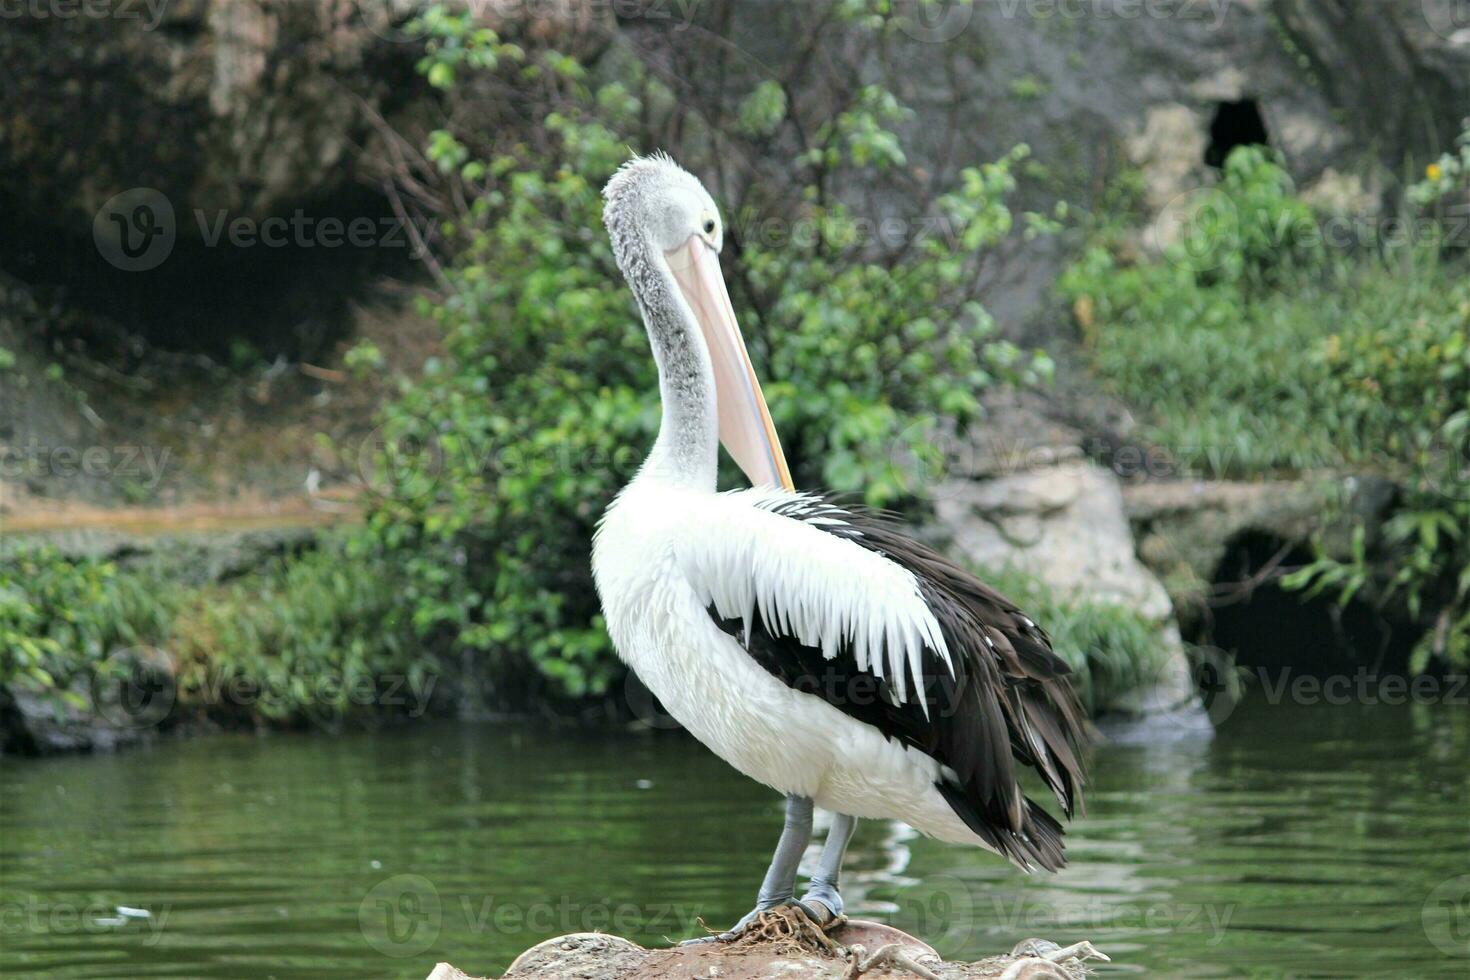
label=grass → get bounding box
[1069,250,1469,478]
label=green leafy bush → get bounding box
[0,548,171,704]
[1062,146,1470,670]
[169,544,424,725]
[0,540,422,728]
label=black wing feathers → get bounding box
[716,494,1089,872]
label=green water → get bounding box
[2,698,1466,978]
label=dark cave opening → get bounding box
[1204,531,1424,681]
[1204,98,1270,169]
[0,184,419,367]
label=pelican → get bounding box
[592,153,1088,941]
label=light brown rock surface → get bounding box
[426,917,1111,980]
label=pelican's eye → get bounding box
[703,219,716,235]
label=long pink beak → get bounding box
[665,235,793,490]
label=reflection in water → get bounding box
[1,698,1466,978]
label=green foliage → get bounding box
[362,4,1054,703]
[1008,75,1048,100]
[343,339,385,378]
[411,3,520,90]
[1406,122,1470,210]
[170,544,422,724]
[737,80,787,137]
[0,548,170,703]
[0,540,422,727]
[1062,146,1470,670]
[1177,146,1320,288]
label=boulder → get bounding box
[427,917,1112,979]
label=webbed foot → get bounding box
[798,880,844,923]
[680,898,826,945]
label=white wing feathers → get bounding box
[676,487,953,708]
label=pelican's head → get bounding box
[603,151,723,257]
[603,153,792,491]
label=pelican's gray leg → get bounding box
[800,812,857,920]
[683,794,816,944]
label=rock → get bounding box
[434,918,1111,979]
[939,460,1175,625]
[1122,479,1328,634]
[0,646,177,756]
[696,0,1469,353]
[426,965,478,980]
[0,0,424,228]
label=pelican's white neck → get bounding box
[625,240,719,492]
